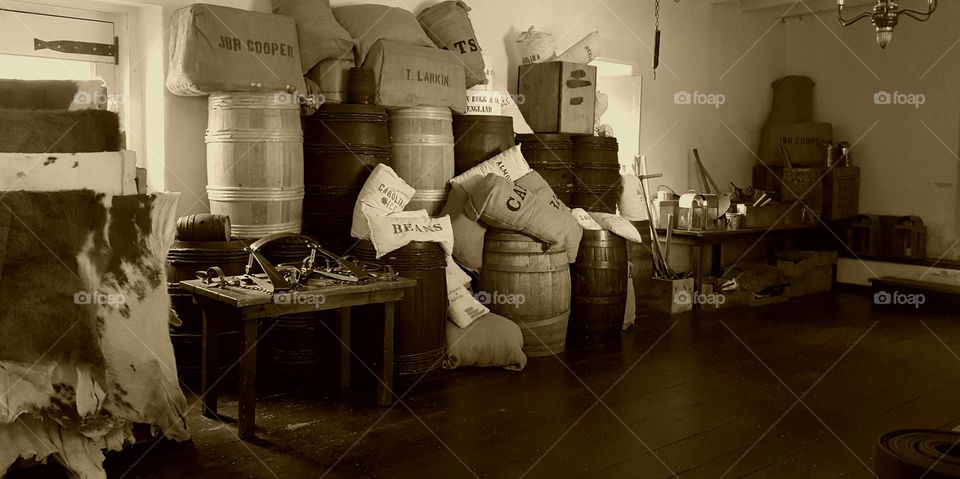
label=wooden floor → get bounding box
[13,291,960,478]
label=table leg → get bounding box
[337,308,351,391]
[378,299,396,406]
[711,243,722,277]
[201,307,219,419]
[237,319,258,440]
[691,245,703,310]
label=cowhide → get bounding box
[0,191,187,479]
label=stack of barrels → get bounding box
[205,92,305,239]
[389,107,455,215]
[452,115,514,174]
[570,135,620,213]
[302,103,390,252]
[515,134,575,203]
[166,214,245,387]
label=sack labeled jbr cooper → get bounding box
[166,4,306,96]
[418,1,486,89]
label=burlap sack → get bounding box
[515,170,569,213]
[464,174,581,262]
[515,26,555,65]
[450,145,531,191]
[271,0,354,73]
[351,164,416,239]
[446,256,488,328]
[333,5,434,64]
[589,212,643,243]
[363,204,453,258]
[440,183,486,272]
[618,174,648,221]
[443,313,527,371]
[572,208,602,230]
[418,1,486,88]
[555,31,599,63]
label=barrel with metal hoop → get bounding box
[389,107,454,215]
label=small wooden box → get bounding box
[635,277,694,315]
[821,166,859,220]
[517,61,596,134]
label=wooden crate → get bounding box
[517,61,596,135]
[821,166,859,220]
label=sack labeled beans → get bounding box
[363,204,454,258]
[418,1,486,89]
[465,174,582,262]
[516,26,555,65]
[351,164,416,239]
[450,145,531,191]
[440,183,486,272]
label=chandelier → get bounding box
[837,0,938,49]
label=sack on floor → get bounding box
[590,212,643,243]
[351,164,416,239]
[271,0,354,73]
[417,1,486,88]
[515,170,569,213]
[450,145,531,191]
[443,313,527,371]
[364,204,453,258]
[464,174,581,262]
[572,208,602,230]
[440,183,486,272]
[515,26,555,65]
[333,5,434,64]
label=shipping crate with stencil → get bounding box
[635,277,694,315]
[517,61,596,134]
[166,3,305,96]
[362,40,467,113]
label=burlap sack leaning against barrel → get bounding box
[205,92,304,239]
[389,107,455,216]
[567,229,628,348]
[479,229,571,357]
[417,1,486,88]
[302,103,390,250]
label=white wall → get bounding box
[784,4,960,260]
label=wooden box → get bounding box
[635,277,694,315]
[517,61,596,134]
[821,166,859,220]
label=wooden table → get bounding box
[656,224,823,304]
[179,277,417,440]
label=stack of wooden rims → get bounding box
[452,114,514,175]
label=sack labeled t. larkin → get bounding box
[418,1,486,89]
[351,164,416,239]
[166,4,306,96]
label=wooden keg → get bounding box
[205,92,304,239]
[347,67,377,105]
[516,133,575,203]
[389,107,454,216]
[568,230,628,348]
[452,115,514,175]
[306,55,354,104]
[302,104,390,249]
[627,220,654,322]
[353,241,447,378]
[573,135,620,188]
[479,229,570,357]
[165,240,249,284]
[569,184,621,214]
[176,214,231,242]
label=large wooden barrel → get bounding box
[568,230,628,348]
[573,135,620,188]
[389,107,454,216]
[479,229,570,357]
[302,104,390,250]
[165,240,249,284]
[264,313,334,369]
[516,133,575,203]
[176,214,231,242]
[353,241,447,378]
[452,115,514,175]
[205,92,304,239]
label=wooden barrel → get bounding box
[628,220,654,322]
[176,214,231,242]
[353,241,447,378]
[569,184,621,214]
[479,229,570,357]
[516,133,575,203]
[573,135,620,188]
[265,313,333,369]
[205,92,304,239]
[165,240,249,284]
[452,115,514,175]
[389,107,454,216]
[302,104,390,249]
[568,230,628,348]
[347,67,376,105]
